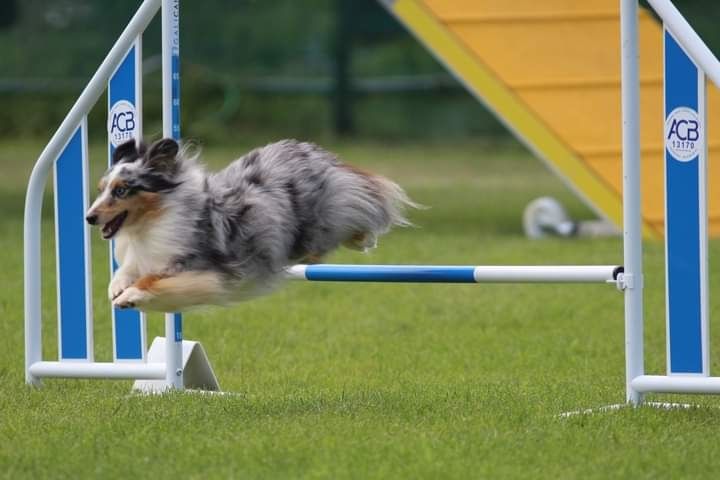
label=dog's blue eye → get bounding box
[113,186,127,198]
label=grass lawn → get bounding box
[1,138,719,479]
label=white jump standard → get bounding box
[24,0,218,393]
[23,0,720,406]
[622,0,716,401]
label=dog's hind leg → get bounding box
[112,270,226,312]
[300,253,325,264]
[342,231,377,252]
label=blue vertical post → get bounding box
[664,28,709,375]
[163,0,184,389]
[108,40,146,362]
[54,119,93,361]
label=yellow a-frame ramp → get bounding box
[380,0,720,238]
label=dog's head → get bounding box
[86,138,182,239]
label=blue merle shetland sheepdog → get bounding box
[85,138,416,312]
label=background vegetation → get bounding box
[2,0,717,143]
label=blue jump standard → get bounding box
[56,126,89,360]
[664,29,705,375]
[109,44,144,361]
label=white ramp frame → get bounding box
[24,0,218,392]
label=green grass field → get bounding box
[1,139,720,479]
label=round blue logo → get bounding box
[108,100,137,147]
[665,106,701,162]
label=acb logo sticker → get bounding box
[665,106,701,162]
[108,100,137,148]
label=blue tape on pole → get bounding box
[174,314,183,342]
[170,3,184,342]
[56,126,90,360]
[172,54,181,140]
[304,265,477,283]
[109,45,144,361]
[664,29,704,374]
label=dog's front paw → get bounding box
[112,286,152,310]
[108,274,134,301]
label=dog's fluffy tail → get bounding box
[339,173,419,252]
[373,175,420,229]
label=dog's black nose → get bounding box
[86,214,98,225]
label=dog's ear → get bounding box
[144,138,179,174]
[112,139,140,165]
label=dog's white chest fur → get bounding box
[115,236,169,276]
[114,214,191,276]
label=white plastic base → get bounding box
[559,401,703,418]
[133,337,220,393]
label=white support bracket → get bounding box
[133,337,221,394]
[612,272,644,292]
[605,266,631,292]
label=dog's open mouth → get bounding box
[101,211,128,239]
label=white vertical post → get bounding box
[699,72,709,376]
[136,36,143,141]
[164,314,182,389]
[162,0,183,390]
[24,193,42,385]
[620,0,645,405]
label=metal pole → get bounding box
[162,0,183,390]
[620,0,644,405]
[164,315,182,389]
[29,361,166,380]
[161,0,179,140]
[632,375,720,394]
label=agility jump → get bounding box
[23,0,718,405]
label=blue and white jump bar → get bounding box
[287,265,621,283]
